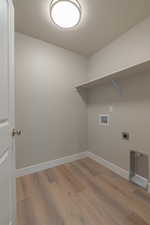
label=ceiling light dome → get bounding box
[50,0,81,29]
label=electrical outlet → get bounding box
[122,132,129,140]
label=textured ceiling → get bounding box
[13,0,150,56]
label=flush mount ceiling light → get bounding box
[50,0,81,29]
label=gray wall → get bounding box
[88,16,150,175]
[15,33,88,169]
[88,16,150,79]
[88,73,150,173]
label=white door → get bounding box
[0,0,15,225]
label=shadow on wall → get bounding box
[76,87,88,104]
[87,72,150,105]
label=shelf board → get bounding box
[76,60,150,89]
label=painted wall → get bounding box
[16,15,150,176]
[15,32,88,169]
[88,16,150,80]
[88,72,150,174]
[88,16,150,176]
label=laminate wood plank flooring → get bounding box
[17,157,150,225]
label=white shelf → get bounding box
[76,60,150,89]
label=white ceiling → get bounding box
[13,0,150,56]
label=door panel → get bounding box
[0,0,9,156]
[0,0,9,120]
[0,150,10,225]
[0,0,15,224]
[0,121,9,156]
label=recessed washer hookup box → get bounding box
[130,150,149,190]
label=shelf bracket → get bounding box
[111,79,122,96]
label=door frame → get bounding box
[8,0,16,225]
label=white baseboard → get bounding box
[16,151,88,177]
[9,221,14,225]
[86,151,129,180]
[9,222,16,225]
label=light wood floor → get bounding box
[17,158,150,225]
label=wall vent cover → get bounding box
[130,150,149,190]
